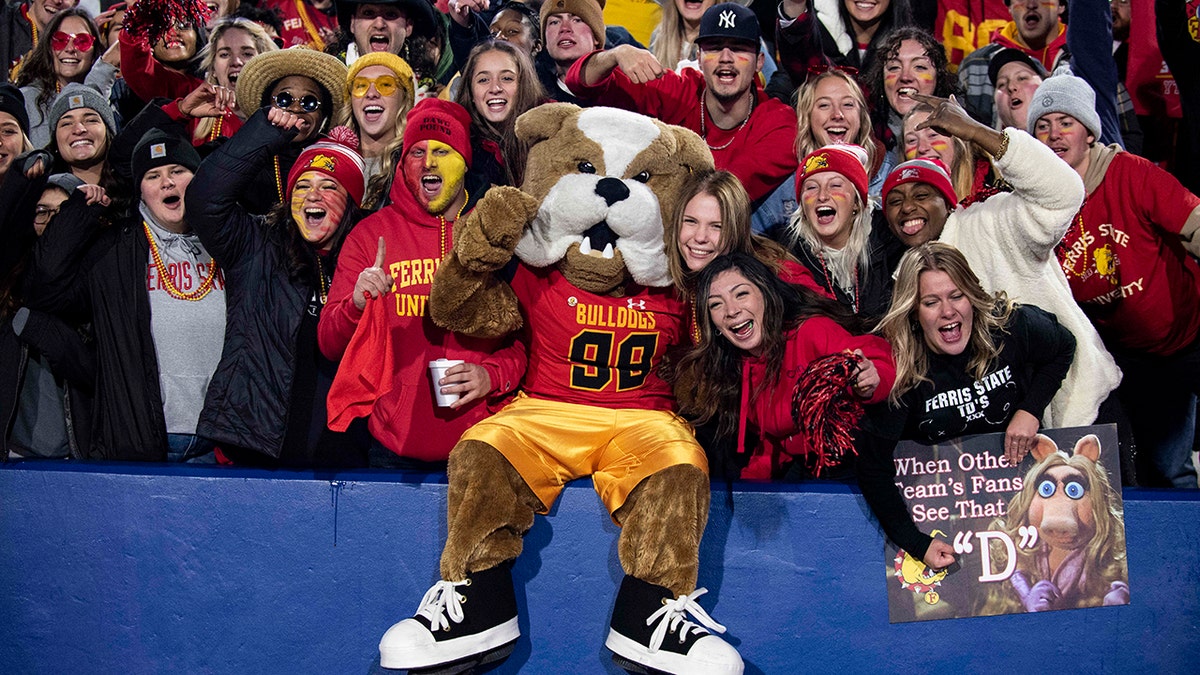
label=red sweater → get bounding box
[740,317,895,480]
[565,51,798,203]
[1058,150,1200,356]
[318,180,523,460]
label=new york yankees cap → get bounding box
[697,3,760,49]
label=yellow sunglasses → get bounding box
[351,75,402,98]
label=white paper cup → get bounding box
[429,359,465,407]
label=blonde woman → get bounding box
[785,144,901,321]
[337,51,415,207]
[858,242,1076,570]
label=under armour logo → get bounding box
[627,299,646,310]
[718,10,736,29]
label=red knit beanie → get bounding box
[883,158,957,208]
[403,98,473,166]
[287,126,367,207]
[797,144,869,204]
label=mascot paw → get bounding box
[453,186,541,273]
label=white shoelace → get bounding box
[644,587,727,653]
[414,579,469,632]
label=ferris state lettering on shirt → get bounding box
[146,260,226,294]
[389,256,439,317]
[917,365,1017,438]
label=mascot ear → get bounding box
[1030,434,1058,462]
[666,125,717,175]
[1072,434,1101,463]
[516,102,584,146]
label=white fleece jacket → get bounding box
[939,129,1121,428]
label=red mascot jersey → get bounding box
[512,264,686,411]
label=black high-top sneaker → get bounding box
[379,563,519,672]
[606,575,743,675]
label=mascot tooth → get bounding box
[379,104,744,675]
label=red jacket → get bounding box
[740,317,895,480]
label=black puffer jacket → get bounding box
[187,110,359,461]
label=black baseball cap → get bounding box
[988,48,1049,87]
[697,3,760,49]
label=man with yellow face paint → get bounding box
[320,98,522,468]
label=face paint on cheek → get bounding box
[426,139,467,214]
[916,71,934,83]
[884,72,899,86]
[733,53,752,65]
[931,139,949,154]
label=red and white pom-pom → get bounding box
[791,351,865,476]
[325,126,360,152]
[124,0,211,48]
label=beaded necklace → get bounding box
[208,115,223,142]
[144,221,219,301]
[699,93,753,152]
[295,0,326,50]
[273,156,284,202]
[817,250,859,314]
[27,5,37,47]
[315,255,329,304]
[437,189,469,261]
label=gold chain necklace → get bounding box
[699,93,753,152]
[144,221,218,301]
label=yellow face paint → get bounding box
[291,170,349,249]
[403,139,467,214]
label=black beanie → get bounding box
[0,83,29,136]
[131,129,201,188]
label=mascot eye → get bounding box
[632,171,650,183]
[1037,480,1056,498]
[1064,481,1085,500]
[577,161,596,174]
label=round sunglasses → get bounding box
[272,91,322,113]
[51,31,96,53]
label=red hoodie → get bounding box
[319,178,524,461]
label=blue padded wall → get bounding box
[1,462,1197,674]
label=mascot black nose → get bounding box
[594,177,630,207]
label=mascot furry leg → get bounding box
[378,103,741,674]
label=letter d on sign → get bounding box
[975,531,1016,582]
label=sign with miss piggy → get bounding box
[884,425,1130,623]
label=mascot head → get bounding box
[512,104,714,294]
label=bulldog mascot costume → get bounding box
[377,103,743,675]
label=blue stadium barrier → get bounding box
[2,461,1197,674]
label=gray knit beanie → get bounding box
[1025,73,1102,140]
[48,83,117,138]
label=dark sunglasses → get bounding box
[51,31,96,52]
[272,91,322,113]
